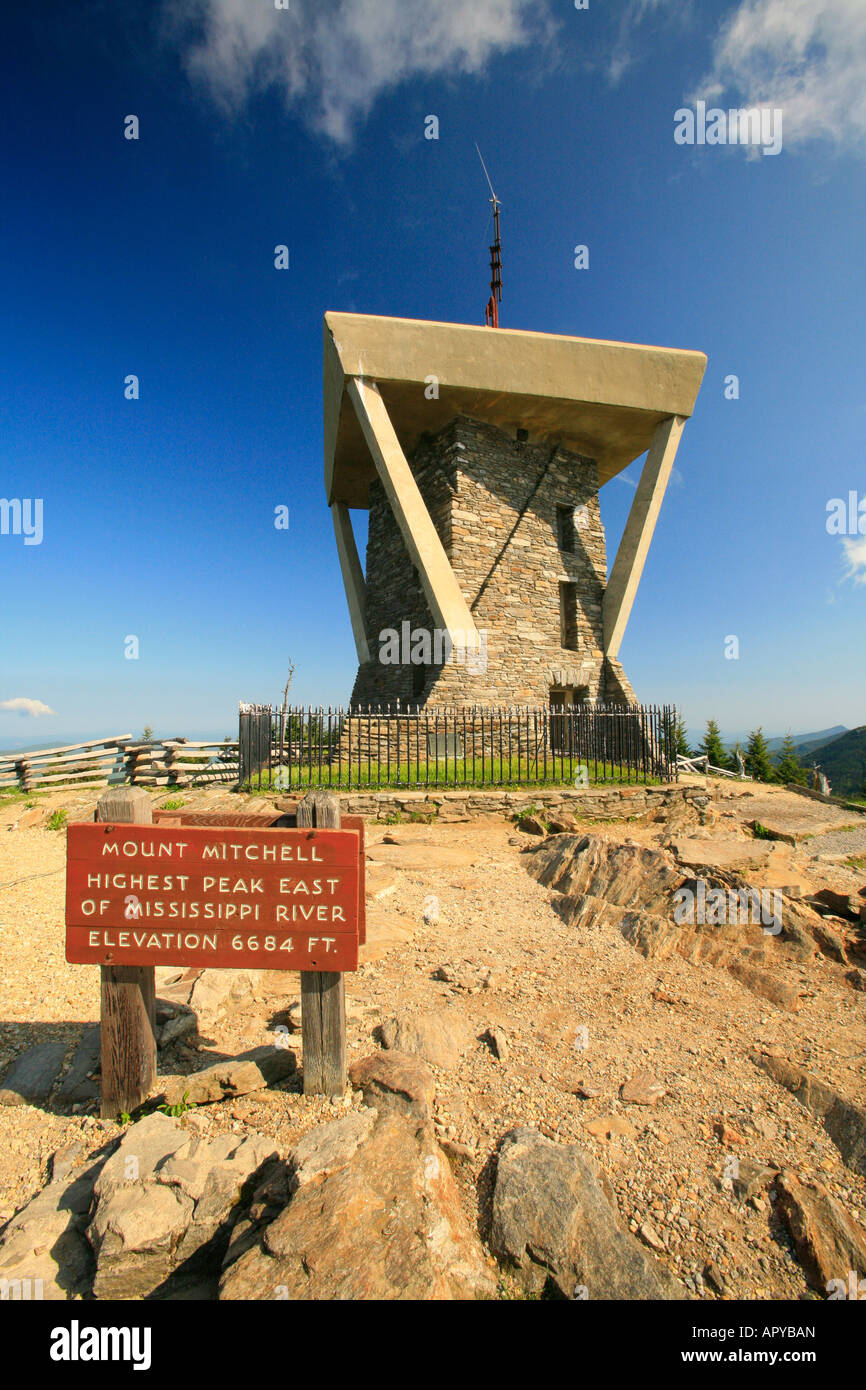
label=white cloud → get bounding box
[0,697,58,717]
[608,0,693,85]
[696,0,866,152]
[842,535,866,584]
[167,0,550,145]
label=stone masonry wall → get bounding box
[334,782,698,822]
[350,414,619,708]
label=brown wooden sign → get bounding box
[151,808,367,946]
[65,821,361,972]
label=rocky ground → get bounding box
[0,777,864,1300]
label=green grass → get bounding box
[752,821,775,840]
[156,1091,196,1118]
[46,809,68,831]
[160,798,186,811]
[243,756,666,794]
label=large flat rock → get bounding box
[731,793,859,842]
[670,837,816,895]
[670,837,777,872]
[157,1046,296,1107]
[367,843,481,873]
[358,913,415,964]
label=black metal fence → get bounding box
[238,703,678,792]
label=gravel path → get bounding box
[806,825,866,860]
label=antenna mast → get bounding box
[476,144,502,328]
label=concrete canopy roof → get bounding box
[324,311,706,507]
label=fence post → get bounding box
[296,790,347,1097]
[95,787,157,1118]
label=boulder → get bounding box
[348,1051,436,1121]
[56,1027,101,1107]
[157,1045,296,1107]
[87,1111,275,1299]
[805,889,862,922]
[90,1184,194,1299]
[547,815,580,835]
[380,1009,472,1071]
[0,1041,68,1107]
[489,1128,682,1299]
[288,1109,378,1192]
[220,1112,496,1300]
[0,1147,100,1300]
[775,1171,866,1293]
[158,1011,197,1049]
[808,920,849,964]
[526,834,684,913]
[671,837,780,872]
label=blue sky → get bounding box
[1,0,864,747]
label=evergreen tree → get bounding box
[745,727,775,783]
[675,714,692,759]
[699,719,727,770]
[775,732,807,786]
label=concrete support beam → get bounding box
[331,502,370,664]
[347,375,480,648]
[603,415,686,661]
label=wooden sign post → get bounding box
[66,789,362,1113]
[95,788,157,1119]
[296,791,346,1098]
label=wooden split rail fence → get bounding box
[0,736,239,794]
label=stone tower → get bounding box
[324,313,706,711]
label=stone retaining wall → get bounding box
[331,782,703,822]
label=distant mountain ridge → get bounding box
[685,725,849,754]
[803,726,866,797]
[768,726,847,755]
